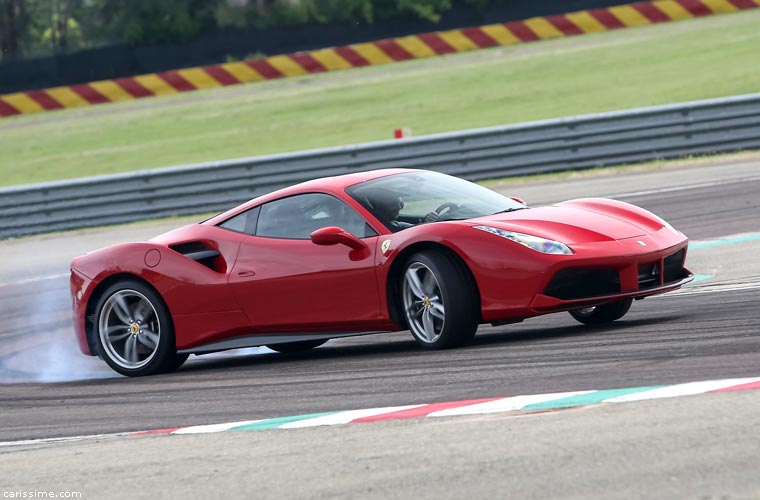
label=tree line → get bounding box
[0,0,491,62]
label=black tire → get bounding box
[401,251,478,349]
[159,353,190,373]
[93,279,181,377]
[569,298,633,325]
[266,339,327,354]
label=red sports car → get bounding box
[70,169,693,376]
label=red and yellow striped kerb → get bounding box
[1,0,757,118]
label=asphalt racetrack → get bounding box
[1,158,759,499]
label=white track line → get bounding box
[0,433,128,447]
[0,272,69,288]
[172,420,264,435]
[606,378,760,403]
[280,405,423,429]
[664,281,760,297]
[612,175,760,199]
[430,391,591,417]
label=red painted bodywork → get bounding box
[70,168,691,356]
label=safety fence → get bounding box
[1,92,759,239]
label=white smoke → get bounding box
[0,275,332,382]
[0,275,118,383]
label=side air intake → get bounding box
[169,242,222,271]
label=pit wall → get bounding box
[1,0,757,118]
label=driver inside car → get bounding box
[368,189,440,231]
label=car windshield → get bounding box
[346,171,525,233]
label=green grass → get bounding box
[2,9,760,187]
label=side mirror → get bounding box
[310,226,367,251]
[510,197,527,206]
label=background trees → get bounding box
[92,0,218,44]
[1,0,30,60]
[1,0,88,60]
[214,0,458,28]
[1,0,488,61]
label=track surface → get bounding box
[2,159,760,499]
[1,158,758,444]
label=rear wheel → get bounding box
[401,251,478,349]
[569,298,633,325]
[94,280,184,377]
[267,339,327,354]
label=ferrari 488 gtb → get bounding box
[70,169,693,376]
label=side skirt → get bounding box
[179,331,389,355]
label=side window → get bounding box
[218,206,260,235]
[256,193,376,240]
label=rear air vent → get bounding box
[169,242,222,271]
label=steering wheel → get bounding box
[433,202,459,219]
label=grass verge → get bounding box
[1,10,759,187]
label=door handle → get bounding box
[237,270,256,278]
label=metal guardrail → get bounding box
[2,93,760,239]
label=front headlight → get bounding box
[473,226,573,255]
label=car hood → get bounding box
[469,205,662,244]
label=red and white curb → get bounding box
[3,376,759,447]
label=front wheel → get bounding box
[401,251,478,349]
[569,298,633,325]
[94,280,183,377]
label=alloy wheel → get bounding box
[98,289,161,370]
[402,262,446,343]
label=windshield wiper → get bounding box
[492,207,529,215]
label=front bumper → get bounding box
[530,269,694,312]
[530,241,692,312]
[474,230,692,322]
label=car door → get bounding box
[228,193,383,332]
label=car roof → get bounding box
[203,168,420,226]
[293,168,415,192]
